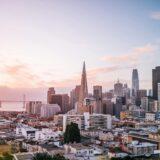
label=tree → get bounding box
[52,154,68,160]
[64,122,81,144]
[32,153,68,160]
[32,153,53,160]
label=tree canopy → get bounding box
[64,122,81,144]
[32,153,68,160]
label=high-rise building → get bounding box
[50,94,69,114]
[70,85,81,109]
[113,97,123,118]
[102,99,114,115]
[132,69,139,97]
[40,104,61,118]
[103,92,113,99]
[123,83,130,101]
[152,66,160,100]
[141,97,149,111]
[79,61,88,103]
[114,80,123,97]
[136,89,147,106]
[158,83,160,102]
[93,85,102,113]
[47,87,55,104]
[78,62,89,114]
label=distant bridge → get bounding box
[0,94,27,103]
[0,100,29,102]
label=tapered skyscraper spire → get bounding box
[79,61,88,103]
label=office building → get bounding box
[47,87,55,104]
[136,89,147,106]
[113,97,123,118]
[40,104,61,118]
[79,61,88,103]
[93,85,102,113]
[141,97,149,111]
[152,66,160,100]
[102,99,114,115]
[132,69,139,97]
[70,85,81,109]
[114,80,123,97]
[78,62,88,114]
[158,83,160,102]
[48,94,70,114]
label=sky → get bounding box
[0,0,160,101]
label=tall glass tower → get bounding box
[132,69,139,97]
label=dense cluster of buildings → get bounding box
[1,62,160,160]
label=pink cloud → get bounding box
[150,11,160,20]
[101,44,156,64]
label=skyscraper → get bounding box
[50,94,69,114]
[78,62,89,114]
[70,85,81,109]
[114,80,123,97]
[79,61,88,104]
[47,87,55,104]
[132,69,139,97]
[93,85,102,113]
[152,66,160,100]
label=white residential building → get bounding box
[64,144,95,157]
[145,112,156,121]
[128,141,157,156]
[35,128,61,142]
[63,112,112,131]
[16,124,38,139]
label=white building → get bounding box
[145,112,156,121]
[40,104,61,118]
[16,124,38,139]
[64,144,95,157]
[141,97,148,111]
[35,128,61,142]
[63,112,112,132]
[128,141,157,156]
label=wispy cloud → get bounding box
[101,44,156,65]
[2,62,45,88]
[87,66,119,77]
[150,11,160,20]
[0,60,120,89]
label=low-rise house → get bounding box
[35,128,61,142]
[16,124,38,139]
[108,152,128,159]
[127,141,157,156]
[64,144,94,157]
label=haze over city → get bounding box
[0,0,160,100]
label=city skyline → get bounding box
[0,0,160,100]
